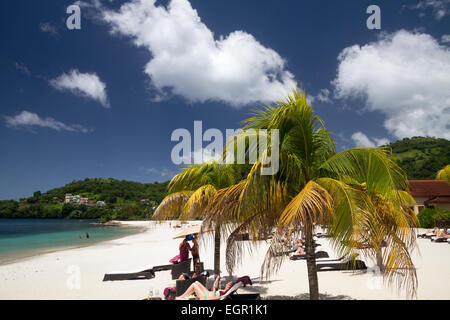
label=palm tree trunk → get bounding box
[305,221,319,300]
[214,227,221,274]
[376,248,384,273]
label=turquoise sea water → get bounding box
[0,219,143,265]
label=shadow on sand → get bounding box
[261,293,354,300]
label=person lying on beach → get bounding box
[289,238,305,255]
[434,227,450,238]
[290,246,305,256]
[176,280,233,300]
[292,239,304,250]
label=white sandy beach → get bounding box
[0,221,449,300]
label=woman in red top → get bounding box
[179,239,191,262]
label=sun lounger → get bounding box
[151,264,173,272]
[176,275,207,296]
[220,276,259,300]
[418,233,436,239]
[315,233,332,238]
[431,237,450,242]
[290,250,329,260]
[103,269,155,281]
[316,258,367,272]
[171,258,192,280]
[103,260,175,281]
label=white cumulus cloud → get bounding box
[351,132,389,148]
[4,110,90,133]
[333,30,450,140]
[49,69,110,108]
[101,0,296,106]
[307,88,331,104]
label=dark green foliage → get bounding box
[417,208,450,228]
[43,178,168,203]
[0,178,169,220]
[388,137,450,179]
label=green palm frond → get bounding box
[153,191,193,220]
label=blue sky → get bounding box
[1,0,449,199]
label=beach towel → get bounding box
[236,276,252,287]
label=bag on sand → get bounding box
[164,287,177,300]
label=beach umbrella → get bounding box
[172,224,212,239]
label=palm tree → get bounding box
[153,161,236,274]
[436,165,450,183]
[205,88,418,299]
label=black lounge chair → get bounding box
[315,233,332,238]
[176,275,207,296]
[171,258,192,280]
[431,237,450,242]
[290,251,329,260]
[316,258,367,272]
[103,269,155,281]
[103,261,174,281]
[418,232,436,239]
[152,264,173,272]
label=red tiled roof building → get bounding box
[408,180,450,214]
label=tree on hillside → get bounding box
[436,165,450,183]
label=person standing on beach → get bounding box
[179,238,191,262]
[190,235,200,266]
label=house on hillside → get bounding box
[96,201,106,207]
[408,180,450,214]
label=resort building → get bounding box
[64,194,72,203]
[96,201,106,207]
[65,194,81,204]
[408,180,450,214]
[64,194,89,205]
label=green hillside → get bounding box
[42,178,169,204]
[389,137,450,179]
[0,178,169,220]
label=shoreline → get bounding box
[0,220,148,267]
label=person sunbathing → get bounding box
[290,246,305,256]
[290,238,305,256]
[176,280,233,300]
[434,227,450,238]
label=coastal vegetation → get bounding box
[417,208,450,228]
[0,178,168,220]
